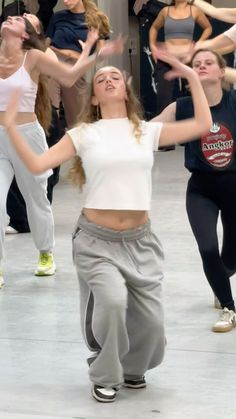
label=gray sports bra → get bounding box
[164,6,195,41]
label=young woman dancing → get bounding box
[2,51,211,401]
[0,15,124,289]
[154,48,236,333]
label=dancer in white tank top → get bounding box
[0,14,125,288]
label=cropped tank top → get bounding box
[164,6,195,41]
[0,52,38,112]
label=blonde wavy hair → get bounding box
[83,0,111,38]
[69,70,144,189]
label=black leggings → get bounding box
[186,172,236,311]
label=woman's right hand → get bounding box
[79,28,99,52]
[150,43,159,62]
[154,48,195,81]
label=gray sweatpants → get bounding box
[73,214,165,387]
[0,121,55,262]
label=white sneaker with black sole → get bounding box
[92,384,117,402]
[123,376,146,389]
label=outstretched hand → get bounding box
[3,88,21,131]
[152,42,194,65]
[78,28,99,52]
[98,34,127,59]
[154,48,194,80]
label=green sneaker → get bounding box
[0,269,5,289]
[35,252,56,276]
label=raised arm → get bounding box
[3,91,76,174]
[190,0,236,24]
[151,102,177,123]
[151,50,212,147]
[29,34,126,87]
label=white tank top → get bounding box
[0,52,38,112]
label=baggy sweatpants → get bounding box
[72,214,166,387]
[0,121,55,262]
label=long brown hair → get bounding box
[82,0,111,39]
[23,18,52,133]
[69,70,144,189]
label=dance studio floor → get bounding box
[1,147,236,419]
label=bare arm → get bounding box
[149,9,165,61]
[2,90,76,174]
[224,66,236,84]
[45,47,58,61]
[150,50,212,147]
[192,0,236,24]
[29,35,125,87]
[194,9,212,41]
[194,33,235,54]
[151,102,177,123]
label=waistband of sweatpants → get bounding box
[76,213,151,242]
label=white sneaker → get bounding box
[212,307,236,333]
[92,384,117,402]
[5,225,19,234]
[0,270,5,289]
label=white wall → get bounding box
[97,0,129,71]
[213,0,236,6]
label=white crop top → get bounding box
[0,52,38,112]
[67,118,163,210]
[224,24,236,43]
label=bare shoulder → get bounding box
[25,48,43,65]
[192,5,204,19]
[153,7,166,24]
[161,6,169,18]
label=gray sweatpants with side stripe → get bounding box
[73,214,166,387]
[0,121,55,262]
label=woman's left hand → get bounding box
[98,34,127,59]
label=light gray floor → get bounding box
[1,147,236,419]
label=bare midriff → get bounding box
[165,38,193,59]
[83,208,149,231]
[51,46,82,60]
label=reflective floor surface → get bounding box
[1,147,236,419]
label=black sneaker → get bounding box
[123,376,146,389]
[92,384,117,402]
